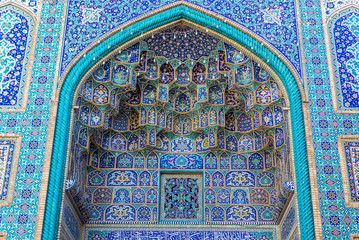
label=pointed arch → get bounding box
[41,4,315,239]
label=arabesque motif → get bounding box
[0,6,34,110]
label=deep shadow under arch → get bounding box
[42,4,315,239]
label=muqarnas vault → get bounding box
[5,0,359,239]
[60,24,297,240]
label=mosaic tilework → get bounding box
[280,200,297,240]
[0,0,64,238]
[61,0,302,80]
[338,137,359,208]
[0,5,34,110]
[3,0,359,238]
[327,7,359,111]
[59,196,82,240]
[64,25,295,227]
[0,0,38,15]
[323,1,359,20]
[84,227,276,240]
[0,139,16,203]
[301,0,359,238]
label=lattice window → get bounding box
[160,173,203,221]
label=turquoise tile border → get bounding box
[42,5,315,240]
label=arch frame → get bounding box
[36,3,317,239]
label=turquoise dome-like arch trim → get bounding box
[42,4,315,239]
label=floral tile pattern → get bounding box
[0,0,358,238]
[0,6,34,110]
[327,8,359,111]
[61,0,302,80]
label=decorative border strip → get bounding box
[338,135,359,208]
[0,134,22,206]
[38,3,315,240]
[351,233,359,240]
[83,226,277,238]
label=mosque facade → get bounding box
[0,0,357,239]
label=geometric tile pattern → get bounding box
[0,0,65,237]
[0,0,358,238]
[301,0,359,238]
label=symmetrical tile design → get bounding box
[63,25,295,227]
[0,5,34,110]
[327,7,359,111]
[0,0,65,238]
[160,173,202,221]
[84,227,277,239]
[302,0,359,238]
[1,0,359,238]
[61,0,302,81]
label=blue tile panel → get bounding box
[0,0,65,239]
[61,0,302,80]
[0,6,34,109]
[84,228,276,240]
[328,8,359,110]
[300,2,359,239]
[43,5,313,240]
[3,0,359,238]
